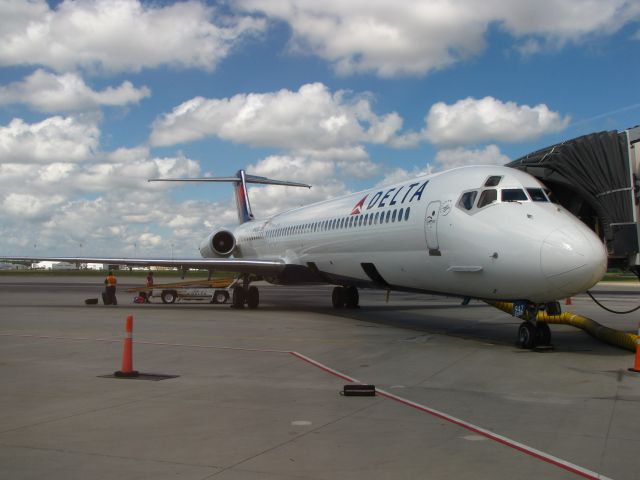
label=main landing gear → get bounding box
[332,286,359,309]
[516,302,559,349]
[231,276,260,309]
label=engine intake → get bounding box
[199,229,236,258]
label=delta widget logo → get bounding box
[351,196,367,215]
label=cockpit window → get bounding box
[477,189,497,208]
[484,176,503,187]
[502,188,528,202]
[544,188,559,204]
[527,188,548,202]
[457,190,478,211]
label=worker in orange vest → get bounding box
[104,271,117,305]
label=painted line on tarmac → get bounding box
[0,333,612,479]
[0,334,290,354]
[290,351,612,480]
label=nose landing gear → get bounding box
[517,321,552,349]
[516,302,557,349]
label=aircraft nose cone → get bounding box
[541,226,607,294]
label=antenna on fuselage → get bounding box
[148,169,311,224]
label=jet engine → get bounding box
[199,229,236,258]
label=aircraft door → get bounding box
[425,201,440,254]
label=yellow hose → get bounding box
[488,301,638,352]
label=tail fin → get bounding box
[149,170,311,224]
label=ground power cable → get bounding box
[586,271,640,314]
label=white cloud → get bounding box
[250,154,336,184]
[0,115,100,163]
[12,194,226,257]
[423,96,570,146]
[2,193,66,220]
[150,82,403,150]
[0,0,266,73]
[239,0,486,77]
[238,0,640,77]
[375,165,434,187]
[434,145,511,170]
[495,0,639,40]
[0,69,150,112]
[0,138,215,257]
[246,155,347,218]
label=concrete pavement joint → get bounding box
[0,443,222,471]
[203,402,379,479]
[0,332,616,479]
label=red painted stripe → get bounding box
[290,351,610,480]
[0,333,610,479]
[289,351,358,383]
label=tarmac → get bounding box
[0,274,639,479]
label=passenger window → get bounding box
[477,189,497,208]
[374,212,379,224]
[385,210,391,223]
[527,188,548,202]
[484,176,502,187]
[368,214,373,225]
[502,189,527,202]
[392,210,397,222]
[458,191,477,211]
[398,208,404,221]
[405,207,410,220]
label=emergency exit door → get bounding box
[425,201,440,254]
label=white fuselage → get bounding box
[214,166,607,303]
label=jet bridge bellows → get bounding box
[508,126,640,271]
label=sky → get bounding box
[1,0,639,258]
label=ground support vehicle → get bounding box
[126,278,236,304]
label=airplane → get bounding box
[1,165,608,349]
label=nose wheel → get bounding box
[517,321,552,349]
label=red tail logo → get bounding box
[351,195,367,215]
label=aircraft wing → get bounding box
[0,256,286,275]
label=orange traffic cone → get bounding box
[565,297,572,305]
[115,315,139,377]
[629,324,640,373]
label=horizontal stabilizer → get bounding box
[148,175,311,189]
[148,169,310,224]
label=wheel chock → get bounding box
[342,384,376,396]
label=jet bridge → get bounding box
[508,125,640,273]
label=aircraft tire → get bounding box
[332,286,345,309]
[345,286,359,309]
[246,286,259,309]
[536,322,552,346]
[517,322,536,349]
[232,286,245,308]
